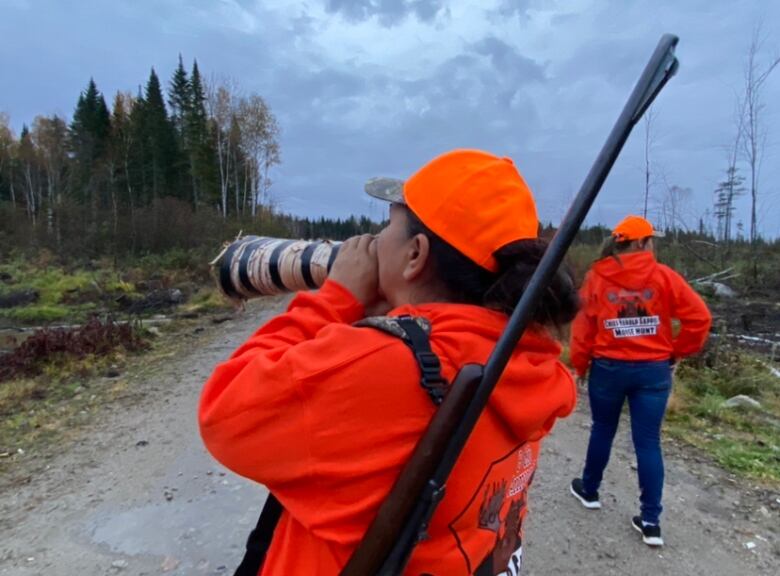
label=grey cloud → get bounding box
[3,0,780,234]
[324,0,445,27]
[557,38,652,89]
[265,41,544,215]
[390,39,545,118]
[468,36,546,109]
[489,0,532,20]
[471,37,546,82]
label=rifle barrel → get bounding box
[349,33,680,576]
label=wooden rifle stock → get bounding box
[341,33,680,576]
[340,364,484,575]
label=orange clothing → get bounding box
[199,279,575,575]
[570,251,712,376]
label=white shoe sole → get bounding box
[569,484,601,509]
[632,519,664,547]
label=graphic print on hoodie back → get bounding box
[569,251,712,375]
[603,284,660,338]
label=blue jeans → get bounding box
[581,358,672,525]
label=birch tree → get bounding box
[31,115,68,235]
[206,79,239,218]
[237,94,280,217]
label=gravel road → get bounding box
[1,300,777,575]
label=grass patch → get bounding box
[0,249,216,327]
[179,286,234,315]
[0,257,142,326]
[0,349,132,463]
[129,247,214,285]
[0,304,72,323]
[665,344,780,483]
[0,260,92,304]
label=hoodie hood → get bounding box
[592,251,658,291]
[391,302,575,443]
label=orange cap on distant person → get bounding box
[611,215,664,242]
[365,149,538,272]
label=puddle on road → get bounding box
[86,455,269,574]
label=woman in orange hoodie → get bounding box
[199,149,579,575]
[569,215,711,547]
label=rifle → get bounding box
[340,33,680,576]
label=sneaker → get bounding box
[632,516,664,547]
[569,478,601,509]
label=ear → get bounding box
[401,233,431,282]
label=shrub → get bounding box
[0,318,147,382]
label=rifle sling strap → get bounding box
[387,315,448,405]
[233,314,446,575]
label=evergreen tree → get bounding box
[127,87,151,205]
[0,114,16,206]
[186,59,217,208]
[69,78,111,206]
[109,92,137,223]
[142,68,179,200]
[713,165,745,243]
[168,55,191,139]
[167,57,194,202]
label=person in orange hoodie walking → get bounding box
[199,149,580,575]
[569,215,712,547]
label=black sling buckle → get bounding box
[395,315,448,405]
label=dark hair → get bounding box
[405,208,579,329]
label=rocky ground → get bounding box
[0,299,777,576]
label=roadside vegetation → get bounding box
[2,224,779,487]
[668,342,779,482]
[0,251,230,473]
[0,212,380,477]
[0,320,147,469]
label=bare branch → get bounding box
[738,24,779,243]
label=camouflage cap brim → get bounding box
[365,177,405,204]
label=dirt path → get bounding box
[525,404,779,575]
[1,300,778,575]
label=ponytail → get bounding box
[487,240,579,328]
[405,208,579,330]
[599,235,651,261]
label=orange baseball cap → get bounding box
[611,215,664,241]
[364,149,538,272]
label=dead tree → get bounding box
[739,27,780,244]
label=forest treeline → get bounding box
[0,56,393,257]
[0,56,291,256]
[1,53,778,265]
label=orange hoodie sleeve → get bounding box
[198,280,364,484]
[569,273,597,377]
[664,267,712,358]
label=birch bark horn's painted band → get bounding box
[213,236,341,299]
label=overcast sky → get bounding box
[1,0,779,236]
